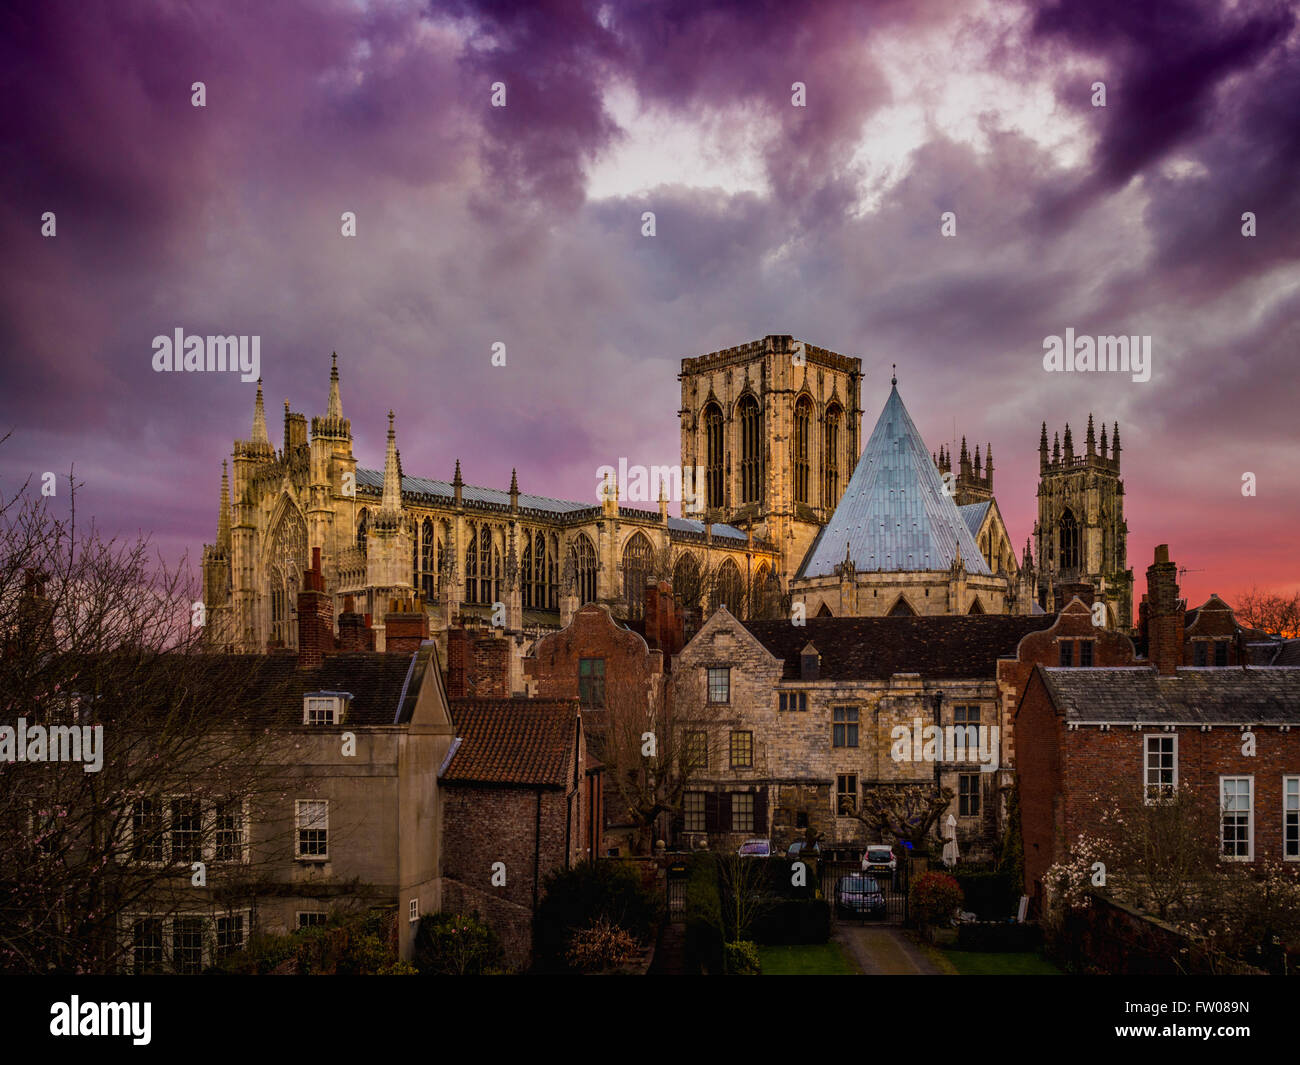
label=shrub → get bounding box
[565,918,641,972]
[414,911,504,975]
[216,909,403,975]
[535,860,662,971]
[910,871,964,932]
[954,870,1019,920]
[724,940,761,975]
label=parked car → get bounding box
[737,838,771,858]
[835,875,887,920]
[786,840,820,858]
[861,844,897,873]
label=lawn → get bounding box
[758,942,860,975]
[941,950,1063,975]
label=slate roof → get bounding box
[743,615,1055,680]
[442,698,578,787]
[53,650,427,726]
[1035,666,1300,724]
[959,501,992,540]
[355,468,749,541]
[798,382,993,578]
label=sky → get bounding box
[1,0,1298,610]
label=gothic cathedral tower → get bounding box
[679,335,863,583]
[1033,415,1134,629]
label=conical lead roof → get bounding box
[798,380,992,578]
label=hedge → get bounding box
[751,899,831,945]
[683,853,724,974]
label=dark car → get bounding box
[835,875,887,920]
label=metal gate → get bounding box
[821,859,908,924]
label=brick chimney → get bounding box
[297,548,334,670]
[446,623,510,697]
[644,580,685,665]
[1146,544,1184,675]
[384,596,429,656]
[337,595,373,653]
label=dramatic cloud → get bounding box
[0,0,1296,604]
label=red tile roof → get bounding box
[443,698,579,787]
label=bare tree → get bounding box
[1231,587,1300,638]
[715,853,773,943]
[852,784,955,857]
[0,465,301,973]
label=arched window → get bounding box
[713,558,744,616]
[420,518,435,600]
[523,531,553,611]
[356,508,368,554]
[481,527,499,604]
[793,395,811,505]
[622,533,654,620]
[751,563,775,618]
[672,552,703,609]
[887,595,917,617]
[823,403,842,506]
[738,394,762,505]
[1059,508,1080,571]
[704,403,724,510]
[569,534,597,605]
[464,523,479,603]
[269,506,307,649]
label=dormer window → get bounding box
[303,693,350,725]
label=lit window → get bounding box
[729,731,753,769]
[684,731,708,771]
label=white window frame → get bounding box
[126,794,249,866]
[1143,733,1178,804]
[706,667,730,705]
[121,909,250,974]
[297,910,328,929]
[1284,775,1299,862]
[409,898,419,923]
[304,695,339,725]
[211,798,250,865]
[1220,775,1254,862]
[295,798,329,861]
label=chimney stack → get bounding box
[297,547,334,670]
[337,594,373,652]
[1146,544,1184,675]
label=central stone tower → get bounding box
[679,335,863,582]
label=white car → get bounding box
[861,844,897,873]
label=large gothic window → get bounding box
[1059,508,1080,571]
[713,558,744,616]
[268,505,307,649]
[672,552,703,610]
[704,403,724,510]
[523,531,555,610]
[569,534,597,605]
[823,404,842,506]
[793,395,811,505]
[356,508,368,554]
[622,533,654,620]
[738,394,762,505]
[464,523,500,604]
[420,517,436,600]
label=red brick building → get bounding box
[439,698,598,970]
[1016,545,1300,901]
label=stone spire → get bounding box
[1085,413,1096,456]
[327,352,343,419]
[1052,431,1061,463]
[974,444,982,476]
[453,459,463,506]
[509,468,519,511]
[1039,422,1049,471]
[984,442,993,484]
[1063,422,1074,461]
[380,411,402,519]
[251,379,269,446]
[217,461,231,552]
[1099,421,1109,459]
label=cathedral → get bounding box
[201,336,1133,662]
